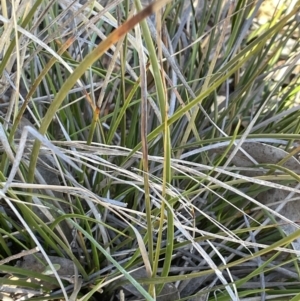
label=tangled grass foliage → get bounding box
[0,0,300,300]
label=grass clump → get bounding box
[0,0,300,300]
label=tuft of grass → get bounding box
[0,0,300,300]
